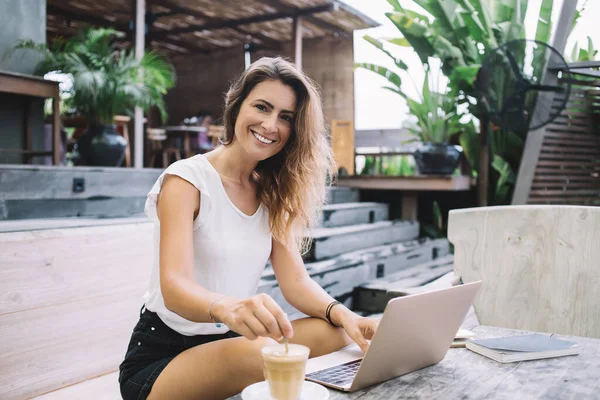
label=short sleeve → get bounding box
[144,159,212,230]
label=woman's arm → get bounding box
[156,174,292,340]
[157,174,221,322]
[270,238,378,351]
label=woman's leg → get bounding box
[147,317,351,399]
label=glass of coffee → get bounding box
[261,343,310,400]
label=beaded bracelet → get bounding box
[209,294,228,323]
[325,300,342,327]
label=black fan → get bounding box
[475,39,571,134]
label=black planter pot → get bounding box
[76,123,127,167]
[414,142,462,175]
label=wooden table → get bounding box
[161,125,207,158]
[0,70,60,164]
[231,324,600,399]
[336,175,475,221]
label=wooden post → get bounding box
[477,115,489,207]
[22,99,31,164]
[401,193,419,221]
[293,16,303,71]
[52,93,60,165]
[134,0,146,168]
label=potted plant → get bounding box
[403,71,463,175]
[356,50,464,175]
[12,27,176,166]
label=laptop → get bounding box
[305,280,482,392]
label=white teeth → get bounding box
[252,130,274,144]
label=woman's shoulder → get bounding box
[144,155,216,226]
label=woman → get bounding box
[119,57,379,400]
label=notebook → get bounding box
[466,333,580,363]
[451,328,476,348]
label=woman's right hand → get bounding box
[212,293,294,341]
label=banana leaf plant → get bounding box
[356,0,564,205]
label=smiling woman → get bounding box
[118,57,380,400]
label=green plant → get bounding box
[571,36,598,62]
[358,0,562,205]
[9,27,175,124]
[403,70,463,144]
[355,59,463,144]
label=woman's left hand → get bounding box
[340,314,379,353]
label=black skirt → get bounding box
[119,306,240,400]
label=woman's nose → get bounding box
[261,114,278,133]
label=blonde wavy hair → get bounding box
[221,57,336,254]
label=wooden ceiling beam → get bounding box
[259,0,349,38]
[152,3,334,39]
[47,4,129,31]
[151,0,281,49]
[47,3,209,55]
[154,0,281,49]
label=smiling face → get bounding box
[233,79,297,162]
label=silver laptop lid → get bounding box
[349,281,482,391]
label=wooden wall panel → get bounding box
[165,46,245,124]
[165,36,355,128]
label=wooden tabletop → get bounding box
[335,175,475,191]
[230,324,600,399]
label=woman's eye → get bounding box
[281,115,293,122]
[255,104,267,111]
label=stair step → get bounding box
[352,255,455,314]
[325,186,359,204]
[318,202,388,228]
[258,238,450,315]
[306,220,419,261]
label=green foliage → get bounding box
[403,70,463,144]
[9,27,176,124]
[422,200,447,241]
[570,36,598,62]
[356,0,570,205]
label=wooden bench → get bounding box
[0,220,153,399]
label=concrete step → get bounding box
[0,165,360,220]
[318,202,388,228]
[325,186,359,204]
[352,255,455,314]
[305,220,419,261]
[258,238,450,315]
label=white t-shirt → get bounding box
[143,154,272,335]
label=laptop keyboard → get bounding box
[306,359,362,386]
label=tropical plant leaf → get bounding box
[387,37,411,47]
[491,154,516,204]
[386,0,403,11]
[432,200,443,231]
[534,0,553,43]
[363,35,408,70]
[355,62,403,91]
[386,11,436,64]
